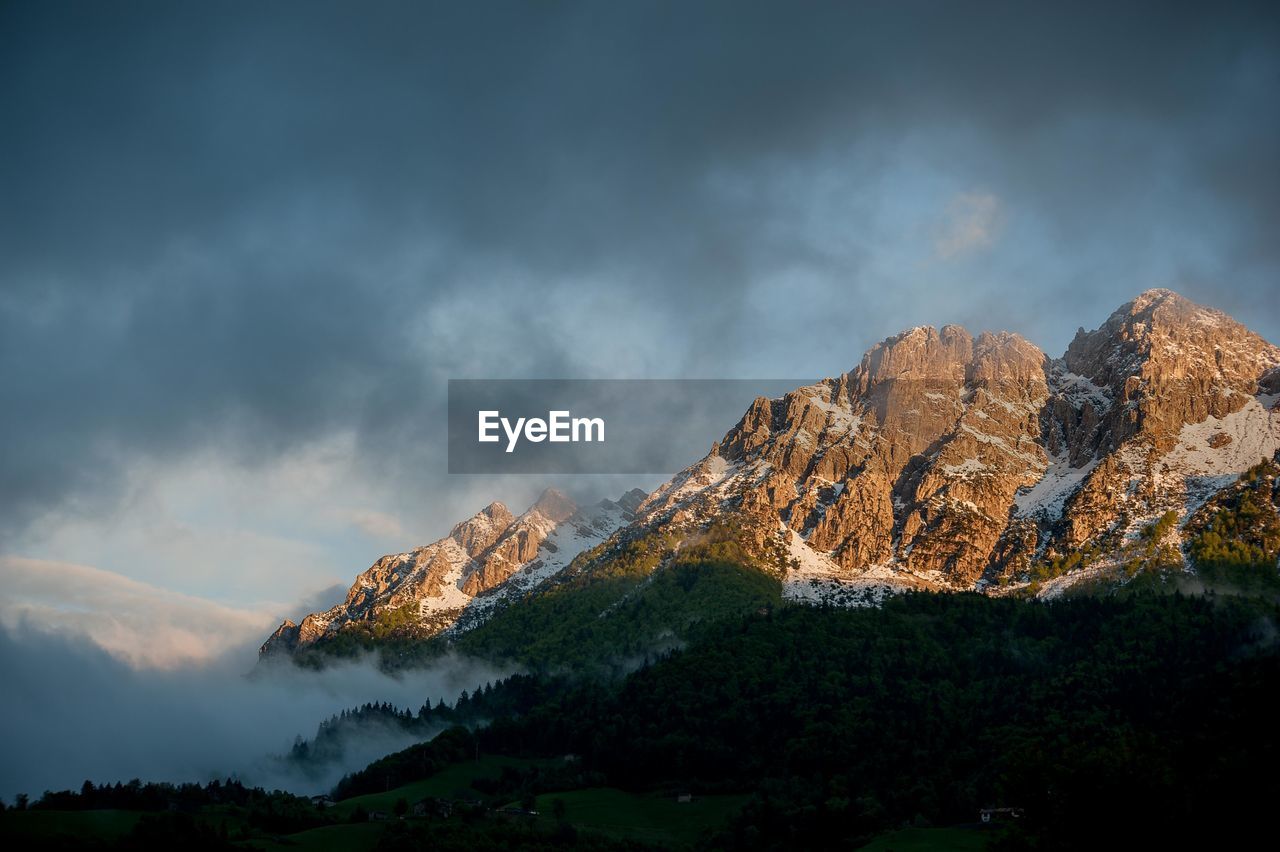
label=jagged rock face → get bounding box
[636,289,1280,595]
[458,488,583,595]
[641,326,1050,585]
[260,487,645,655]
[818,329,1050,584]
[1062,289,1280,457]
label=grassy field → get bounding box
[241,822,385,852]
[527,787,751,847]
[328,754,552,819]
[0,760,750,850]
[0,808,143,842]
[857,826,994,851]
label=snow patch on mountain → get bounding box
[780,529,911,607]
[1015,455,1099,520]
[1155,394,1280,512]
[418,548,471,615]
[807,394,863,433]
[943,458,991,478]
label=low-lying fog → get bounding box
[0,621,511,801]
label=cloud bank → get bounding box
[0,621,510,799]
[0,556,279,669]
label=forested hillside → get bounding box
[334,592,1280,850]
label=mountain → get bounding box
[261,487,646,655]
[632,291,1280,596]
[629,289,1280,600]
[263,290,1280,659]
[633,324,1051,595]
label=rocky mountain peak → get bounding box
[968,332,1047,391]
[613,488,649,514]
[1128,286,1195,313]
[449,501,515,557]
[850,324,973,394]
[528,488,577,523]
[1062,289,1280,457]
[636,321,1051,586]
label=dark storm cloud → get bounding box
[1,0,1277,536]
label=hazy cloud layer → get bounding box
[0,621,511,798]
[0,556,276,668]
[1,1,1278,605]
[0,556,349,669]
[936,193,1004,260]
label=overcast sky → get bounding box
[2,1,1278,658]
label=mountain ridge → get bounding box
[261,487,646,655]
[263,289,1280,658]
